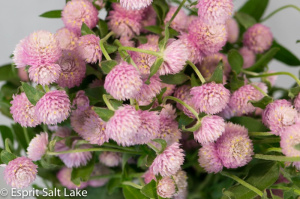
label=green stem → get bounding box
[254,154,300,162]
[221,172,263,196]
[269,186,300,195]
[118,46,162,57]
[163,96,199,119]
[187,60,206,84]
[251,84,268,97]
[103,94,115,111]
[47,148,142,155]
[99,31,115,61]
[182,120,201,132]
[253,138,281,144]
[147,143,160,154]
[265,147,282,153]
[114,40,138,69]
[168,0,187,25]
[102,143,136,152]
[260,5,300,22]
[122,181,143,189]
[249,132,274,137]
[23,127,30,145]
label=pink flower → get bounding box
[99,152,122,167]
[57,50,86,88]
[173,170,188,199]
[10,93,40,127]
[198,143,223,173]
[174,85,196,118]
[239,47,256,69]
[197,0,233,24]
[157,177,176,198]
[13,39,27,68]
[149,142,185,177]
[141,7,157,32]
[216,122,253,169]
[146,34,160,45]
[35,90,71,125]
[194,115,225,145]
[164,6,188,32]
[55,28,79,50]
[28,64,61,85]
[4,157,38,188]
[57,167,88,189]
[158,114,182,145]
[134,75,162,101]
[27,132,48,161]
[62,0,99,34]
[178,33,203,64]
[88,164,110,187]
[191,82,230,114]
[120,0,153,10]
[162,83,176,97]
[72,90,90,111]
[104,62,143,101]
[294,94,300,112]
[76,34,102,63]
[243,24,273,54]
[226,18,239,43]
[143,169,156,184]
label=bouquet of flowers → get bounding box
[1,0,300,198]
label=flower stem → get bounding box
[251,84,268,97]
[103,94,115,111]
[163,96,199,119]
[114,40,139,69]
[118,46,162,57]
[254,154,300,162]
[260,5,300,22]
[122,181,143,189]
[187,60,206,84]
[47,148,142,155]
[265,147,282,153]
[147,143,160,154]
[249,132,274,137]
[23,127,30,145]
[167,0,187,25]
[99,31,115,61]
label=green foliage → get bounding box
[141,180,158,198]
[235,12,256,29]
[39,10,62,18]
[147,57,164,84]
[101,60,118,74]
[98,19,108,38]
[93,107,114,122]
[228,49,243,74]
[81,23,95,36]
[239,0,269,21]
[71,156,96,186]
[272,40,300,66]
[0,64,18,81]
[0,126,14,146]
[160,72,189,85]
[208,62,223,84]
[123,185,148,199]
[1,150,17,164]
[21,82,45,105]
[229,117,268,132]
[288,87,300,98]
[250,96,273,109]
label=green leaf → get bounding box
[93,107,114,122]
[40,156,64,169]
[228,49,244,74]
[81,22,95,36]
[235,12,257,29]
[86,64,102,79]
[294,143,300,151]
[272,40,300,66]
[123,185,148,199]
[246,48,280,72]
[0,126,14,145]
[101,60,118,74]
[239,0,269,21]
[250,96,273,109]
[85,86,107,104]
[107,178,122,195]
[160,72,189,85]
[1,150,17,164]
[11,124,34,150]
[110,99,123,110]
[141,180,158,198]
[103,43,118,54]
[283,189,298,199]
[156,87,167,104]
[0,64,18,81]
[177,112,194,128]
[208,62,223,84]
[147,57,164,84]
[139,100,155,111]
[21,82,45,105]
[144,26,163,34]
[122,153,131,179]
[288,87,300,99]
[230,72,244,91]
[39,10,62,18]
[152,139,167,152]
[71,156,95,186]
[191,73,201,87]
[98,19,108,38]
[229,116,268,132]
[152,0,169,25]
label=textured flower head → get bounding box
[104,62,143,101]
[10,93,40,127]
[243,24,273,54]
[146,34,160,45]
[28,64,61,85]
[99,152,122,167]
[191,82,230,114]
[72,90,90,111]
[239,47,255,69]
[198,143,223,173]
[158,115,182,145]
[35,90,71,125]
[27,132,48,161]
[226,18,239,43]
[143,169,156,184]
[120,0,153,10]
[57,167,88,189]
[76,34,102,63]
[162,83,176,97]
[4,157,38,188]
[197,0,233,24]
[150,142,185,177]
[164,6,188,32]
[188,18,227,56]
[173,170,188,199]
[134,75,162,101]
[194,115,225,145]
[174,85,196,118]
[157,177,176,198]
[13,39,27,68]
[141,7,157,32]
[88,164,110,187]
[62,0,99,34]
[55,28,79,50]
[216,122,253,169]
[178,33,202,64]
[57,50,86,88]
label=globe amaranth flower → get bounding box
[108,3,144,38]
[18,68,29,81]
[164,6,188,32]
[35,90,71,125]
[160,104,177,120]
[219,104,235,119]
[76,34,102,63]
[4,157,38,188]
[239,47,255,69]
[146,34,160,45]
[157,114,182,145]
[178,33,202,64]
[141,7,156,33]
[99,152,122,167]
[243,24,273,54]
[159,39,189,75]
[88,0,105,9]
[28,64,61,85]
[143,169,156,184]
[173,170,188,199]
[198,143,223,173]
[13,38,27,68]
[72,90,90,111]
[134,75,162,101]
[194,115,225,145]
[56,50,86,88]
[10,93,40,127]
[149,142,185,177]
[191,82,230,114]
[104,62,143,101]
[120,0,152,10]
[262,99,298,135]
[226,18,239,43]
[70,107,94,134]
[106,105,141,146]
[197,0,233,25]
[27,132,48,161]
[294,93,300,112]
[216,122,254,169]
[62,0,99,34]
[157,177,176,198]
[173,84,196,118]
[162,83,176,97]
[57,167,88,189]
[88,164,110,187]
[55,28,79,50]
[188,18,227,56]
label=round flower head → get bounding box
[191,82,230,114]
[13,38,27,68]
[134,75,162,101]
[157,177,176,198]
[243,24,273,54]
[178,33,202,64]
[173,170,188,199]
[108,3,144,38]
[55,28,79,50]
[162,83,176,97]
[143,169,156,184]
[219,104,235,119]
[23,30,62,67]
[188,18,227,56]
[72,90,90,111]
[294,94,300,112]
[146,34,160,45]
[70,107,96,134]
[76,34,102,63]
[35,90,71,125]
[194,115,225,145]
[141,7,157,33]
[216,122,254,169]
[57,167,88,189]
[62,0,99,34]
[99,152,122,167]
[120,0,152,10]
[27,132,48,161]
[28,64,61,85]
[174,85,196,118]
[104,62,143,101]
[159,39,189,75]
[88,164,110,187]
[239,47,255,69]
[4,157,38,188]
[150,142,185,177]
[160,104,177,120]
[198,143,223,173]
[226,18,239,43]
[57,50,86,88]
[164,6,188,32]
[262,100,298,135]
[106,105,141,146]
[131,43,158,75]
[158,116,182,145]
[10,93,40,127]
[197,0,233,24]
[18,68,29,81]
[55,139,92,168]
